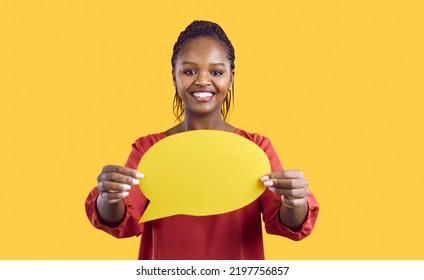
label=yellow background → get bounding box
[0,0,423,259]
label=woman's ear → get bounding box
[172,69,176,88]
[230,69,235,88]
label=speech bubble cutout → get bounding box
[138,130,271,223]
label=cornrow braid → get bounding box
[171,20,236,122]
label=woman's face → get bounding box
[173,37,234,118]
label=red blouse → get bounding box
[85,129,319,259]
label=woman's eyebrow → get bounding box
[210,62,226,67]
[181,61,226,67]
[181,61,196,65]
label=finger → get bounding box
[98,181,132,193]
[101,191,129,204]
[98,172,140,185]
[268,178,309,189]
[268,186,309,198]
[102,165,144,179]
[282,196,308,208]
[262,176,308,189]
[262,170,304,181]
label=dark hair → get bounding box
[171,20,236,121]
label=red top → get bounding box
[85,129,319,259]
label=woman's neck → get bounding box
[165,113,236,135]
[182,115,226,131]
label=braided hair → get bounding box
[171,20,236,121]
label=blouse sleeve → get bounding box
[84,133,165,238]
[257,136,320,241]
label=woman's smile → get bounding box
[191,91,215,102]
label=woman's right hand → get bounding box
[97,165,144,204]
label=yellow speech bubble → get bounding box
[138,130,271,223]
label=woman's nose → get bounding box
[195,72,211,86]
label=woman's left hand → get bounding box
[261,170,309,208]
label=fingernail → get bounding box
[260,176,269,182]
[135,172,144,179]
[132,179,140,185]
[264,181,273,187]
[122,184,131,190]
[268,187,276,192]
[122,192,129,197]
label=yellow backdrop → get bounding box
[1,0,423,259]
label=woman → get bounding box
[85,20,319,259]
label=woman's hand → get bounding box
[261,170,309,207]
[97,165,144,204]
[261,170,309,228]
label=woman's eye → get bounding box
[211,71,223,76]
[183,70,196,75]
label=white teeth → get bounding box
[193,92,213,98]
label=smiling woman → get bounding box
[171,21,235,122]
[172,37,234,129]
[85,20,319,260]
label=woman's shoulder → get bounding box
[235,128,270,145]
[132,132,167,151]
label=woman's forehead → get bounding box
[177,37,229,64]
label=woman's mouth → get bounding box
[192,92,214,102]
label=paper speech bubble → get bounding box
[138,130,271,223]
